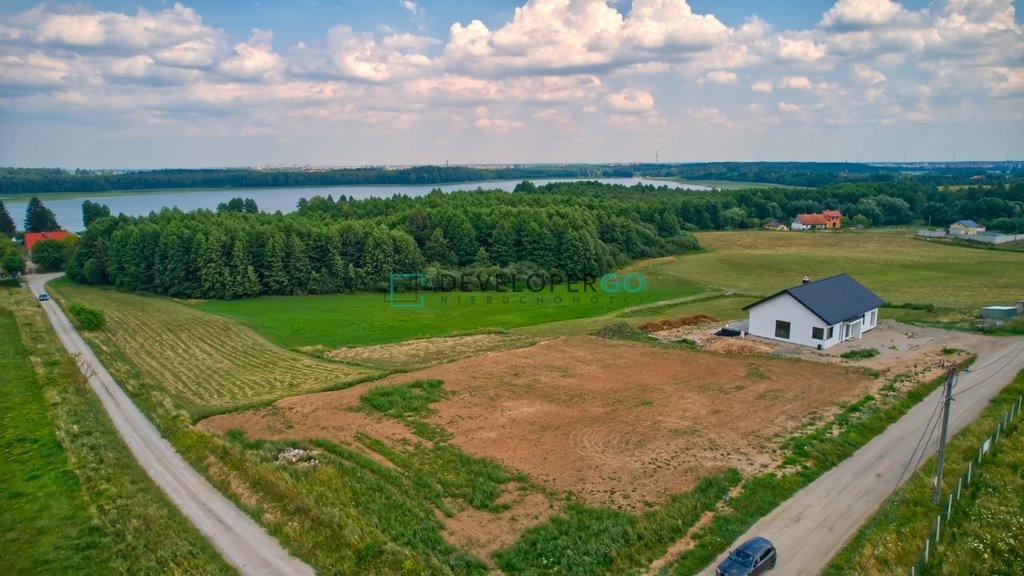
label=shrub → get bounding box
[67,302,106,331]
[841,347,879,360]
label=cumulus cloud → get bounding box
[751,80,773,92]
[219,29,283,81]
[779,75,814,90]
[851,62,886,84]
[33,3,222,59]
[604,88,655,112]
[704,70,738,84]
[444,0,735,76]
[821,0,910,30]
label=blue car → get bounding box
[38,293,50,301]
[716,536,777,576]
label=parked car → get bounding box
[716,536,776,576]
[38,293,50,301]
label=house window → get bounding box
[870,310,876,325]
[775,320,791,339]
[812,327,824,340]
[827,326,834,339]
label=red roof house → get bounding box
[25,230,71,252]
[822,210,843,229]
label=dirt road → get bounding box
[28,274,314,576]
[698,336,1024,576]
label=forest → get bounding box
[59,176,1024,300]
[2,161,1001,194]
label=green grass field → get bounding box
[0,286,232,575]
[196,266,714,349]
[683,230,1024,307]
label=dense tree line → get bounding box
[64,177,1024,299]
[2,162,986,195]
[66,190,700,298]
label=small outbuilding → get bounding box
[981,306,1018,321]
[743,273,885,349]
[949,220,986,235]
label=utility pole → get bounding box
[933,362,957,504]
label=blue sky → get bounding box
[0,1,1021,168]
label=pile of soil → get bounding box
[639,314,719,332]
[592,322,646,340]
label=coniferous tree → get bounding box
[0,200,16,236]
[24,197,59,232]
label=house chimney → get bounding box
[802,275,810,285]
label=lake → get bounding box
[5,178,709,232]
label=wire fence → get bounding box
[909,392,1024,576]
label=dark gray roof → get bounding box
[955,219,981,228]
[743,273,885,325]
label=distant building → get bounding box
[822,209,843,229]
[791,213,828,230]
[763,219,789,231]
[949,220,986,235]
[743,274,884,349]
[24,230,72,252]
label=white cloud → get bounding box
[688,106,732,126]
[399,1,425,18]
[778,101,803,113]
[605,88,655,112]
[821,0,908,30]
[779,75,814,89]
[219,29,283,81]
[751,80,773,92]
[704,70,738,84]
[775,33,829,62]
[851,62,886,84]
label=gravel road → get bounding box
[29,273,315,576]
[698,335,1024,576]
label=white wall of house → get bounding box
[790,219,807,231]
[747,293,880,349]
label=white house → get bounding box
[743,274,885,349]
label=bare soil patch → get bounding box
[322,333,533,370]
[440,484,558,567]
[638,314,719,332]
[203,336,873,512]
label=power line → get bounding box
[852,396,943,575]
[954,344,1024,399]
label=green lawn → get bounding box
[0,308,108,575]
[197,267,715,349]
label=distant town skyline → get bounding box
[0,0,1022,168]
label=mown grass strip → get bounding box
[823,369,1024,575]
[669,360,971,575]
[0,286,232,575]
[49,278,375,417]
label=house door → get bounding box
[844,320,863,340]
